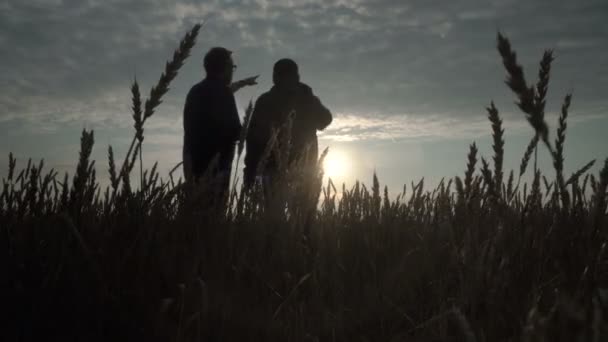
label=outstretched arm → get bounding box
[230,75,259,93]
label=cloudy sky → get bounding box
[1,0,607,191]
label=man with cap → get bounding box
[182,47,257,204]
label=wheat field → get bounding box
[1,24,607,341]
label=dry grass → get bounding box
[1,25,608,341]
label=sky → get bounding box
[1,0,607,192]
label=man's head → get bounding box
[273,58,299,89]
[204,47,235,85]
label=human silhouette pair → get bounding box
[182,47,332,207]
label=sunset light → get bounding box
[323,149,351,181]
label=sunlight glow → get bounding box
[323,149,351,181]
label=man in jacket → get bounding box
[244,59,332,189]
[183,47,256,203]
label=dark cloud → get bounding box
[0,0,607,152]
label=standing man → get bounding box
[183,47,256,203]
[244,58,332,190]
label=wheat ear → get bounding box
[554,94,572,208]
[487,102,504,196]
[116,24,201,190]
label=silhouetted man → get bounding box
[183,47,256,203]
[244,59,332,189]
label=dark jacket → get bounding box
[244,82,332,183]
[183,77,241,179]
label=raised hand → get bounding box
[241,75,259,86]
[231,75,259,93]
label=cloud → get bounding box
[0,0,607,140]
[319,112,531,142]
[320,103,608,143]
[556,39,603,50]
[457,9,497,21]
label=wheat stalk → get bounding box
[520,134,539,179]
[497,33,536,125]
[593,158,608,229]
[566,160,596,186]
[116,23,201,191]
[108,145,118,192]
[70,129,95,212]
[506,170,514,202]
[554,93,572,208]
[455,176,465,202]
[464,142,478,199]
[481,157,496,202]
[497,32,553,153]
[238,100,254,157]
[528,169,542,210]
[132,78,144,144]
[487,102,504,196]
[534,50,554,119]
[143,24,201,122]
[229,100,255,208]
[8,152,15,181]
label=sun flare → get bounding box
[323,150,351,180]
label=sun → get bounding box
[323,149,351,180]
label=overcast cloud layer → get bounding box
[1,0,607,187]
